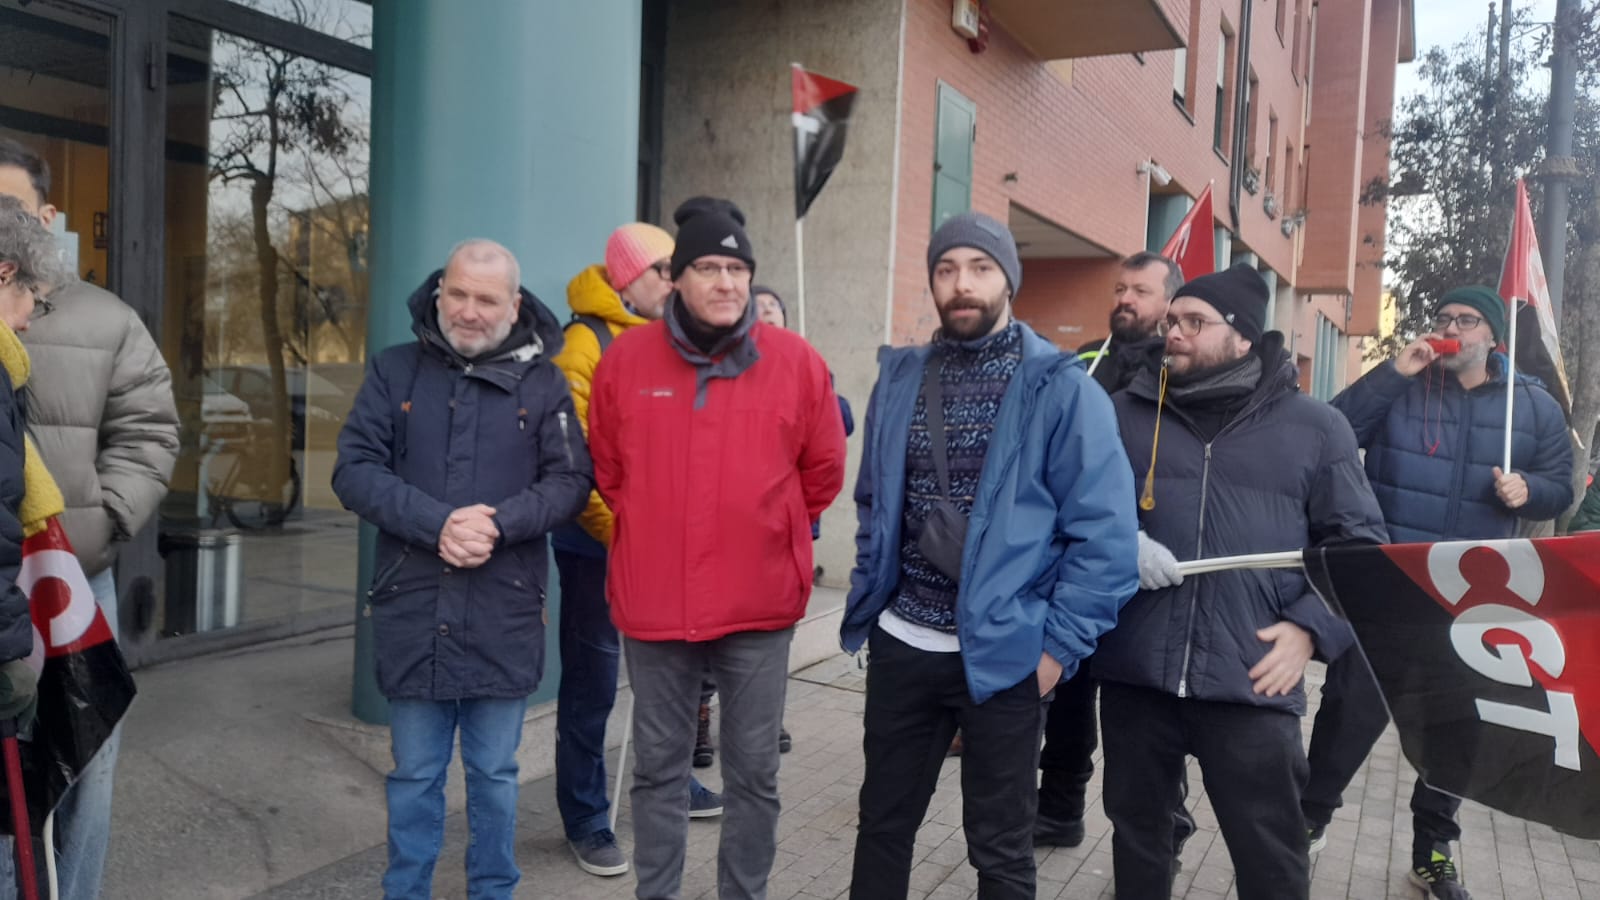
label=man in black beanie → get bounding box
[1094,262,1388,900]
[1300,285,1572,900]
[588,196,847,900]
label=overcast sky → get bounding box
[1396,0,1560,100]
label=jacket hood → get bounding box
[407,268,565,365]
[567,264,651,328]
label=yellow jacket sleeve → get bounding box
[550,322,616,547]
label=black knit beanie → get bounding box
[1174,262,1269,344]
[670,196,756,279]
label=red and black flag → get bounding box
[1304,534,1600,838]
[1499,178,1573,420]
[791,64,857,220]
[0,518,136,834]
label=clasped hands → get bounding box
[438,504,499,568]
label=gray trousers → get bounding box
[624,628,793,900]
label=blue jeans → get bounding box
[553,550,619,841]
[384,697,527,900]
[0,567,120,900]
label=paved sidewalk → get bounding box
[105,631,1599,899]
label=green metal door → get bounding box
[932,82,975,234]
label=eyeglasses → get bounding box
[28,291,53,321]
[688,261,751,280]
[1433,313,1483,332]
[1160,314,1229,337]
[650,262,672,279]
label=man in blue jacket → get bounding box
[842,212,1139,900]
[1303,285,1574,900]
[333,239,592,900]
[1097,263,1387,900]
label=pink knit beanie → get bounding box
[604,223,675,290]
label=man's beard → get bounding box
[1167,340,1248,379]
[937,294,1007,342]
[1109,306,1159,343]
[440,310,515,358]
[1440,337,1492,375]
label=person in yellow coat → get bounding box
[550,223,723,877]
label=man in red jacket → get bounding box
[588,196,847,899]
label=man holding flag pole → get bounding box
[1301,282,1573,899]
[1095,262,1388,900]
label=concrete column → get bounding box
[356,0,642,723]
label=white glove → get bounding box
[1137,531,1183,591]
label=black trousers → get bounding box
[1038,664,1097,820]
[1039,667,1196,845]
[1303,650,1462,855]
[1101,682,1310,900]
[850,625,1045,900]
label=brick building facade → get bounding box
[659,0,1414,583]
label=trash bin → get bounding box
[159,528,243,634]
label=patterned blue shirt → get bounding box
[889,322,1024,633]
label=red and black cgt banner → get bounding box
[0,518,136,834]
[791,65,858,220]
[1306,534,1600,838]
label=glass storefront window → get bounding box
[160,13,370,637]
[230,0,372,48]
[0,0,114,286]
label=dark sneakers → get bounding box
[694,703,714,768]
[779,726,792,754]
[1410,851,1473,900]
[689,780,724,818]
[570,829,628,877]
[1307,823,1328,855]
[1033,811,1086,848]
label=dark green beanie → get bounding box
[1434,285,1506,343]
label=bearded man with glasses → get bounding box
[586,196,846,900]
[1300,285,1573,900]
[1096,263,1387,900]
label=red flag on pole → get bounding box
[1160,183,1217,282]
[1499,178,1573,419]
[0,518,136,836]
[791,66,858,220]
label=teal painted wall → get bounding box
[356,0,642,723]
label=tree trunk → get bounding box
[250,175,294,517]
[1557,196,1600,530]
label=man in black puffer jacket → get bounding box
[1095,264,1388,900]
[1037,250,1182,848]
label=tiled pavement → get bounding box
[260,656,1600,899]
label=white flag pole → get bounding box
[1174,550,1305,577]
[1504,299,1519,472]
[1084,337,1111,379]
[795,216,808,339]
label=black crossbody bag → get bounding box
[916,352,969,583]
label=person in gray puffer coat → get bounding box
[0,138,178,900]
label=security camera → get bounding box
[1138,160,1173,187]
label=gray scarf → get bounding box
[664,293,761,409]
[1166,354,1262,404]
